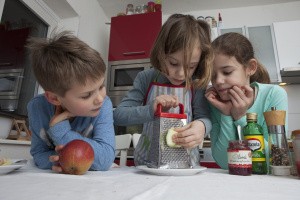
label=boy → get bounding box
[27,31,115,172]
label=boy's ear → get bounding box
[44,91,61,106]
[247,58,258,76]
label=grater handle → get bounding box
[156,103,185,114]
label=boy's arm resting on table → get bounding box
[48,97,115,171]
[30,132,56,169]
[28,97,115,171]
[114,70,155,126]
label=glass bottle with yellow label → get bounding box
[243,113,268,174]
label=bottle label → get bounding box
[244,135,266,161]
[228,150,252,166]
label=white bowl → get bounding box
[271,165,291,176]
[0,117,13,139]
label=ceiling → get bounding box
[97,0,300,19]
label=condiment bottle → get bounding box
[218,13,223,28]
[227,140,252,176]
[243,113,268,174]
[264,107,291,176]
[154,0,161,12]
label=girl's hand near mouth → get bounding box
[205,87,232,116]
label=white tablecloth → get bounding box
[1,160,299,200]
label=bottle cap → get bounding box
[246,113,257,120]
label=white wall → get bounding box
[175,1,300,136]
[19,0,300,135]
[66,0,110,65]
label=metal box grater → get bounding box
[147,103,191,169]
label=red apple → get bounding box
[59,139,94,175]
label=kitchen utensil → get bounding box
[237,125,242,141]
[147,103,190,169]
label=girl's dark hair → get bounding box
[150,14,214,89]
[212,32,270,84]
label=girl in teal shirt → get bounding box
[205,32,288,169]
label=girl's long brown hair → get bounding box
[212,32,270,84]
[150,14,214,89]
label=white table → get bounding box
[1,160,299,200]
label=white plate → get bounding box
[0,159,27,175]
[136,165,207,176]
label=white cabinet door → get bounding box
[247,25,281,83]
[219,26,281,83]
[273,20,300,69]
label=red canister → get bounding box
[227,140,252,176]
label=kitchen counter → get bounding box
[0,159,299,200]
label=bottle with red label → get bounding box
[243,113,268,174]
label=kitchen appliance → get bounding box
[280,67,300,84]
[0,68,24,111]
[107,59,151,107]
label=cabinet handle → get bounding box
[123,51,145,56]
[0,63,13,66]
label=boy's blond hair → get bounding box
[27,31,106,96]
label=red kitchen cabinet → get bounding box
[0,28,30,69]
[108,11,162,61]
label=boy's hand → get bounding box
[153,94,179,113]
[49,145,64,173]
[49,105,74,127]
[172,120,205,149]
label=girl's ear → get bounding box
[247,58,258,76]
[44,91,61,106]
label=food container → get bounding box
[264,107,292,176]
[292,134,300,177]
[227,140,252,176]
[0,116,13,139]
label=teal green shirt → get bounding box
[209,82,288,169]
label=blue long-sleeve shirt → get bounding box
[209,82,288,169]
[27,94,115,171]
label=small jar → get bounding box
[135,5,142,14]
[142,4,148,13]
[227,140,252,176]
[292,134,300,177]
[126,4,134,15]
[205,16,213,27]
[147,1,155,12]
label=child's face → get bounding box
[211,53,251,101]
[58,77,106,117]
[164,44,201,85]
